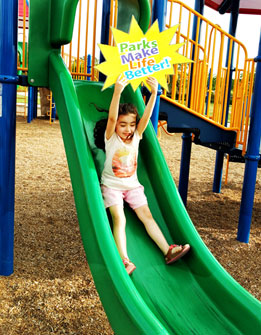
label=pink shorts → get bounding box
[101,185,148,210]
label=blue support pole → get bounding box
[237,33,261,243]
[150,0,167,133]
[27,86,38,123]
[223,0,239,125]
[213,152,224,192]
[151,0,167,33]
[188,0,204,107]
[33,86,38,119]
[178,133,192,207]
[99,0,111,82]
[213,0,239,193]
[27,86,33,122]
[150,86,161,133]
[0,0,18,276]
[177,0,204,206]
[51,96,56,122]
[87,54,91,81]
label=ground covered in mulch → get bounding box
[0,117,260,334]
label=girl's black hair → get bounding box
[94,118,108,151]
[93,103,139,151]
[119,103,139,119]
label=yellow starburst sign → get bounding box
[96,16,192,92]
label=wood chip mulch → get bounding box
[0,118,260,335]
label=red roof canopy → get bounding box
[205,0,261,15]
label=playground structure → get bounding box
[0,0,260,334]
[157,1,261,244]
[15,0,260,241]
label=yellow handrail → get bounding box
[164,0,256,155]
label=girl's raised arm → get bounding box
[137,77,158,137]
[105,76,128,140]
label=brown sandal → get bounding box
[165,244,190,264]
[122,258,136,275]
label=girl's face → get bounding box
[115,113,137,142]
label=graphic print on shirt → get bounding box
[112,146,137,178]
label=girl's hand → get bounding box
[114,75,128,95]
[106,75,128,140]
[136,76,158,136]
[146,76,158,95]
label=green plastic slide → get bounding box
[47,52,260,334]
[28,0,261,334]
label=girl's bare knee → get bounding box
[135,205,153,221]
[109,206,126,228]
[113,217,126,230]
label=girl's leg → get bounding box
[134,204,174,255]
[109,205,129,260]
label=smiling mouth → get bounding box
[123,133,133,140]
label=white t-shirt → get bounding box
[101,130,142,190]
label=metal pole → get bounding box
[99,0,111,82]
[188,0,204,107]
[33,86,38,119]
[28,86,34,122]
[27,86,38,122]
[178,0,204,205]
[0,0,18,276]
[151,0,167,133]
[51,96,56,122]
[213,0,239,193]
[87,54,91,81]
[178,133,192,206]
[237,32,261,243]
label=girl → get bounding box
[98,76,190,275]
